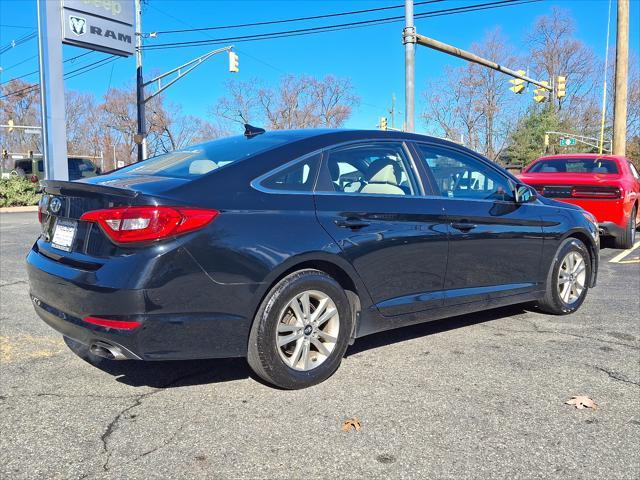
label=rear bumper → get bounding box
[552,198,627,230]
[598,221,626,238]
[26,247,252,360]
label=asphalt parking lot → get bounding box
[1,211,639,480]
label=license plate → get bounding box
[51,219,77,252]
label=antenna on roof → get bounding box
[238,111,265,138]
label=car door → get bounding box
[411,142,545,306]
[314,140,449,317]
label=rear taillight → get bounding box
[570,186,621,199]
[80,206,219,243]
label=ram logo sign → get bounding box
[61,0,134,57]
[69,16,87,36]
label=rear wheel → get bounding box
[613,206,637,249]
[247,269,353,389]
[537,238,591,315]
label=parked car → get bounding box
[27,130,599,389]
[10,157,100,182]
[519,154,640,249]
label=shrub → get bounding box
[0,177,41,207]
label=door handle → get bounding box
[451,222,477,232]
[335,218,370,229]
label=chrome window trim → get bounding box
[251,138,426,197]
[251,149,323,196]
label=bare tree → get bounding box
[422,29,520,160]
[0,80,42,154]
[526,7,597,114]
[212,74,359,132]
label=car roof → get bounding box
[533,153,627,162]
[204,128,469,152]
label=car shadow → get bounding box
[63,336,257,389]
[64,304,530,389]
[345,304,529,357]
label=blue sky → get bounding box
[1,0,639,132]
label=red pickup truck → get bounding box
[519,154,640,249]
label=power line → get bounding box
[1,54,38,72]
[151,0,444,35]
[0,54,120,99]
[0,31,37,54]
[143,0,541,51]
[0,51,94,85]
[149,3,286,74]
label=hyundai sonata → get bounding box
[27,129,599,389]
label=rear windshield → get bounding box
[118,134,292,179]
[528,158,619,174]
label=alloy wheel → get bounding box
[557,251,587,304]
[276,290,340,371]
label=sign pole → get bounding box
[37,0,69,181]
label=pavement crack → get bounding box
[0,280,27,288]
[483,320,640,351]
[98,368,212,472]
[593,366,640,388]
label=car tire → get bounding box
[613,206,637,249]
[537,238,591,315]
[247,269,353,389]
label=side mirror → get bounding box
[514,184,537,203]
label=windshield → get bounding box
[118,134,293,179]
[528,158,619,174]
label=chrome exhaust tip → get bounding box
[89,341,128,361]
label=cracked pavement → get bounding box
[1,212,639,479]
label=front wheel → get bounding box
[247,269,353,389]
[537,238,591,315]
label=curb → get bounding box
[0,206,39,213]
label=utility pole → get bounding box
[135,0,146,162]
[613,0,629,156]
[389,94,396,129]
[403,0,415,133]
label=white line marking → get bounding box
[609,240,640,263]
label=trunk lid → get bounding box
[38,175,189,259]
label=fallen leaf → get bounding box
[565,395,597,410]
[341,417,362,432]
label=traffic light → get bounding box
[533,81,549,103]
[379,117,388,130]
[228,51,239,73]
[2,148,7,160]
[556,75,566,98]
[509,71,526,94]
[7,119,14,133]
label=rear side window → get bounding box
[259,154,320,192]
[118,134,294,179]
[527,158,619,174]
[317,142,418,196]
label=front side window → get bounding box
[259,154,320,192]
[415,144,514,202]
[629,162,640,180]
[318,142,417,196]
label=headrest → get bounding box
[189,160,216,175]
[592,166,608,173]
[367,159,400,185]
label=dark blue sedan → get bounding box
[27,129,599,389]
